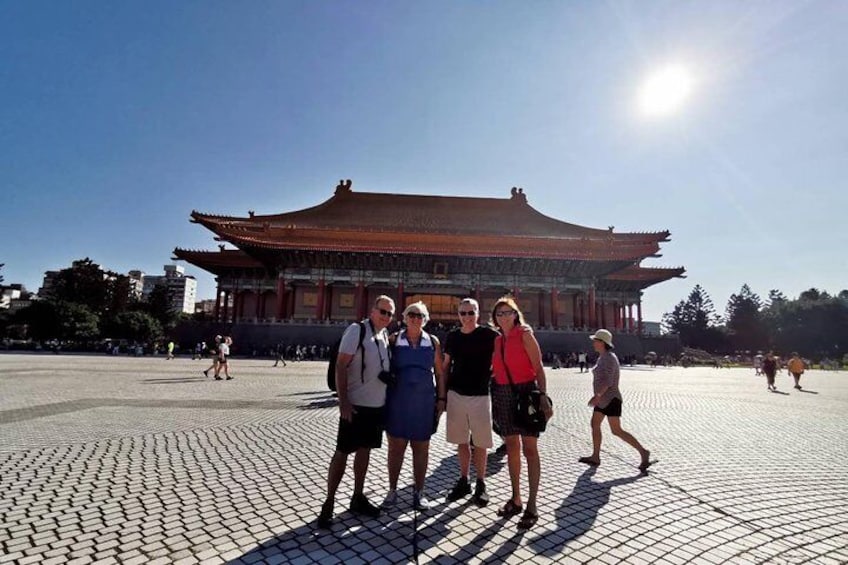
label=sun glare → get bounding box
[638,64,693,117]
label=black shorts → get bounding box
[336,405,385,454]
[594,397,622,418]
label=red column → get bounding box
[324,285,333,320]
[579,296,585,328]
[637,301,643,335]
[356,281,366,320]
[222,290,230,322]
[588,287,596,329]
[473,285,481,302]
[213,287,222,322]
[287,286,296,319]
[275,277,286,320]
[613,302,620,330]
[628,304,634,332]
[397,281,405,322]
[316,279,325,320]
[600,301,606,328]
[255,289,262,320]
[551,288,559,329]
[512,287,520,299]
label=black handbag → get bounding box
[500,337,550,434]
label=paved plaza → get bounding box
[1,353,846,564]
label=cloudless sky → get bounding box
[2,1,846,321]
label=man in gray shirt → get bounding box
[318,295,395,529]
[578,329,654,473]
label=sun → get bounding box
[638,64,693,117]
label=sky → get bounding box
[1,1,846,322]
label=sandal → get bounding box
[496,499,523,518]
[517,510,539,530]
[578,456,600,466]
[639,459,657,473]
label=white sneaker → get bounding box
[413,489,431,512]
[381,490,398,510]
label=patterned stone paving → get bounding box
[0,353,846,564]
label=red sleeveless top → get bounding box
[492,326,536,385]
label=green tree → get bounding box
[15,300,99,341]
[725,284,767,352]
[142,283,180,331]
[662,285,726,350]
[51,258,111,314]
[107,311,162,343]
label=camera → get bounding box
[377,370,396,386]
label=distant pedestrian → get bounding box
[787,353,805,390]
[274,342,287,367]
[579,329,654,473]
[203,336,222,378]
[763,351,779,392]
[578,352,587,373]
[166,341,175,360]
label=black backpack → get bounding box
[327,321,367,391]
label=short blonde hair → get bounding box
[403,301,430,325]
[373,295,396,310]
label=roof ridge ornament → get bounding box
[335,178,353,195]
[510,187,527,203]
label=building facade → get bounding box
[142,265,198,314]
[175,181,684,334]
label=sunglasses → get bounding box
[495,310,515,317]
[458,311,477,316]
[406,312,425,319]
[377,308,395,317]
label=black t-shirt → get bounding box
[444,326,499,396]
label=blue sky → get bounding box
[1,1,846,321]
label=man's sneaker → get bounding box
[226,376,233,380]
[413,490,431,512]
[349,493,381,518]
[472,479,489,507]
[317,499,333,529]
[203,369,209,377]
[446,477,471,502]
[381,490,398,510]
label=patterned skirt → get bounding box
[491,382,540,438]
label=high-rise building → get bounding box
[142,265,197,314]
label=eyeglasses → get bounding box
[406,312,425,319]
[377,308,395,317]
[458,311,477,316]
[495,310,515,317]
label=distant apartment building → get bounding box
[1,284,32,311]
[127,270,145,300]
[195,299,217,315]
[142,265,197,314]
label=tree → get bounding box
[142,283,179,331]
[662,285,726,350]
[15,300,99,341]
[51,258,111,314]
[107,311,162,343]
[725,284,767,352]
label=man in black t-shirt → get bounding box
[442,298,498,507]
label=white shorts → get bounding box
[445,390,493,449]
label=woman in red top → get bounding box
[490,297,553,529]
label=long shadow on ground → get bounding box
[527,467,644,557]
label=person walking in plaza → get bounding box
[442,298,499,507]
[787,352,805,390]
[317,296,395,529]
[490,297,553,530]
[273,342,287,367]
[579,329,653,472]
[166,340,175,360]
[202,335,221,378]
[382,302,446,512]
[578,351,587,373]
[214,336,233,380]
[763,351,779,392]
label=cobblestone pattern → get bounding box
[0,354,846,564]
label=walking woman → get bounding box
[578,329,653,472]
[382,302,446,512]
[490,297,553,530]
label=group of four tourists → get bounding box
[317,295,652,530]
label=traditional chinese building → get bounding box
[174,180,684,338]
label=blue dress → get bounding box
[385,330,437,441]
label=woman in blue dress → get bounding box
[382,301,447,512]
